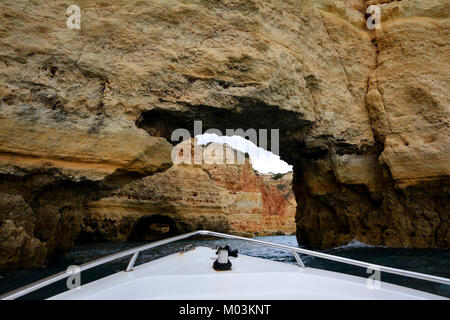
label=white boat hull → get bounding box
[49,246,445,300]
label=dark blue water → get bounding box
[0,236,449,299]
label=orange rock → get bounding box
[81,143,296,241]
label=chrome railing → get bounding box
[1,230,449,300]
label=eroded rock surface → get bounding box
[295,0,450,248]
[0,0,448,267]
[80,144,296,241]
[0,0,174,267]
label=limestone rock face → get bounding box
[80,146,296,241]
[203,157,296,237]
[80,164,228,241]
[0,193,46,268]
[295,0,450,249]
[0,0,173,267]
[0,0,449,267]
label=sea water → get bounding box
[0,236,448,299]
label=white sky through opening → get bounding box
[195,133,293,174]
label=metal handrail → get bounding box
[1,230,449,300]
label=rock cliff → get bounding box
[79,143,296,241]
[0,0,448,267]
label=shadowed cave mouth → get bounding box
[136,102,302,173]
[135,102,312,164]
[129,215,180,242]
[136,103,308,138]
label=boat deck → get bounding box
[49,246,444,300]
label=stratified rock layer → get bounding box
[0,0,449,267]
[80,145,296,241]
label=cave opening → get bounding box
[129,215,180,242]
[135,104,311,166]
[195,133,292,174]
[135,104,313,244]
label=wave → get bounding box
[332,239,377,250]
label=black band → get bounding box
[213,259,232,271]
